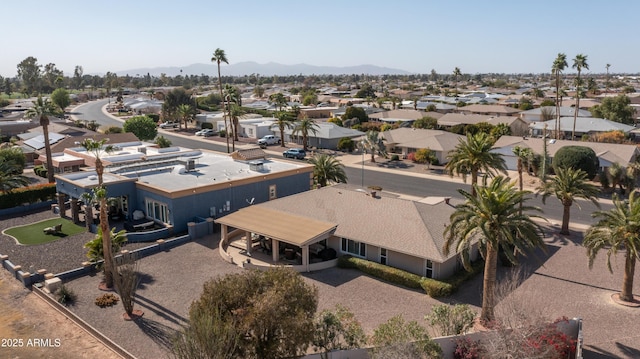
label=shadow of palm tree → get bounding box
[134,317,177,350]
[134,293,188,326]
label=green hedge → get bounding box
[201,122,214,129]
[337,255,484,298]
[0,183,56,209]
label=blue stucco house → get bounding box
[54,142,312,235]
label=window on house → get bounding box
[145,199,170,224]
[425,259,434,278]
[269,185,277,200]
[341,238,365,257]
[380,247,387,265]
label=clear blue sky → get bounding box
[2,0,636,77]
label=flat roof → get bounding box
[60,144,311,192]
[216,206,337,247]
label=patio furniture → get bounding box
[43,223,63,235]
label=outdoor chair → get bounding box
[43,223,63,235]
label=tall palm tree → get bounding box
[0,161,29,193]
[176,104,193,131]
[512,146,533,215]
[81,138,116,289]
[572,54,589,140]
[308,154,347,187]
[211,48,229,153]
[445,132,507,197]
[271,111,294,148]
[538,167,600,235]
[453,67,462,98]
[444,176,546,323]
[224,85,242,146]
[605,63,611,94]
[361,130,387,163]
[292,117,319,151]
[25,96,57,183]
[552,53,568,139]
[584,191,640,303]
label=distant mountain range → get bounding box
[114,61,412,77]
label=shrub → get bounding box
[34,165,48,178]
[0,183,56,209]
[390,154,400,161]
[337,137,355,152]
[147,114,160,122]
[55,285,77,306]
[95,293,119,307]
[552,146,599,179]
[103,126,123,134]
[406,152,417,162]
[201,122,213,129]
[218,129,226,138]
[453,337,484,359]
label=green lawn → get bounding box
[4,218,86,245]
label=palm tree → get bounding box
[453,67,462,98]
[81,138,117,289]
[228,103,246,147]
[271,111,294,148]
[361,130,387,163]
[308,154,347,187]
[292,117,319,151]
[572,54,589,141]
[176,104,193,131]
[269,93,288,112]
[584,191,640,303]
[552,53,568,139]
[605,63,611,93]
[445,132,507,197]
[211,48,229,153]
[25,96,57,183]
[538,167,600,235]
[512,146,533,215]
[444,176,546,323]
[0,161,29,193]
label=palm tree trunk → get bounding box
[99,196,114,289]
[572,71,580,141]
[621,254,636,302]
[280,128,286,148]
[481,244,498,323]
[218,64,229,153]
[517,158,523,215]
[555,74,561,140]
[471,170,478,197]
[42,119,55,183]
[561,202,571,235]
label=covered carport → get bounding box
[215,206,337,272]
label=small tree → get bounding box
[103,126,123,134]
[412,116,438,129]
[312,305,366,359]
[414,148,438,168]
[369,315,441,359]
[123,115,158,141]
[552,146,599,179]
[361,130,388,163]
[425,304,476,337]
[154,135,172,148]
[50,88,71,113]
[84,227,128,264]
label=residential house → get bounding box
[437,113,529,136]
[368,109,442,125]
[55,143,313,234]
[379,128,463,164]
[491,135,640,171]
[283,122,364,150]
[216,184,477,278]
[455,104,521,117]
[529,117,636,139]
[519,106,592,123]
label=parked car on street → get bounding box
[283,148,306,160]
[257,135,281,146]
[195,128,216,137]
[159,121,179,129]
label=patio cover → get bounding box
[215,206,337,247]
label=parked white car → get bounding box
[195,129,216,137]
[159,121,179,129]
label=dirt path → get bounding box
[0,270,122,359]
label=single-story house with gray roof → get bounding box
[379,128,463,164]
[529,117,636,139]
[216,184,478,278]
[492,135,640,171]
[283,122,364,150]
